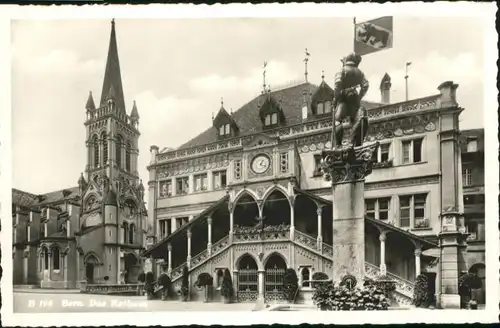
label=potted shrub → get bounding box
[158,273,172,301]
[220,268,234,303]
[458,273,482,309]
[311,272,329,289]
[195,272,214,302]
[376,274,396,304]
[144,271,155,300]
[312,281,390,311]
[282,268,299,303]
[413,274,430,308]
[178,266,189,301]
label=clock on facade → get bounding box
[251,154,271,174]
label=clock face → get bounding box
[251,154,271,174]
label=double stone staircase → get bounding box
[166,230,415,306]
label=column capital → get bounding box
[379,232,387,242]
[320,143,378,184]
[167,243,172,251]
[414,248,422,257]
[187,229,192,238]
[316,205,324,216]
[207,217,212,225]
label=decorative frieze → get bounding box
[156,154,230,179]
[156,95,441,163]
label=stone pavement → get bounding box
[13,291,255,313]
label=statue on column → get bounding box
[332,52,370,148]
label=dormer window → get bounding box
[316,101,332,116]
[219,124,231,136]
[264,113,278,126]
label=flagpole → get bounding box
[353,17,357,53]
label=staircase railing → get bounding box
[293,229,414,305]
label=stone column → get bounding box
[228,202,234,243]
[167,243,172,276]
[436,81,467,309]
[379,232,387,275]
[207,217,212,256]
[232,269,239,301]
[47,251,52,281]
[321,143,378,285]
[316,205,323,250]
[257,270,265,302]
[187,229,192,269]
[289,196,295,240]
[415,248,422,278]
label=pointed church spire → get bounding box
[131,100,139,119]
[86,91,96,110]
[100,19,126,113]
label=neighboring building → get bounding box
[459,128,485,303]
[143,55,469,305]
[12,20,147,289]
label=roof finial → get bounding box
[111,18,115,26]
[220,97,224,108]
[212,112,214,120]
[321,70,325,81]
[262,61,268,94]
[304,48,311,83]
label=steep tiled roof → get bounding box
[12,188,38,208]
[12,186,80,209]
[178,82,381,150]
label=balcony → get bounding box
[233,224,291,243]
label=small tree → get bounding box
[312,282,390,311]
[180,266,189,301]
[220,268,234,303]
[458,272,483,308]
[158,273,172,301]
[138,272,146,283]
[413,274,430,308]
[195,272,214,302]
[144,271,155,300]
[282,269,299,302]
[311,272,329,288]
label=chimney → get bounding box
[380,73,391,104]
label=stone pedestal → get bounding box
[321,143,378,286]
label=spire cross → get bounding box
[304,48,310,83]
[262,61,268,94]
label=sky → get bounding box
[11,17,486,195]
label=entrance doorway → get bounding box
[84,254,99,284]
[237,254,258,302]
[264,253,287,303]
[124,253,139,284]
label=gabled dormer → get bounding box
[213,99,239,139]
[311,75,334,117]
[258,91,285,129]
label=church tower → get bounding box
[79,20,145,285]
[84,19,141,191]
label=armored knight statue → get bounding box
[332,52,370,148]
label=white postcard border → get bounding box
[0,2,498,326]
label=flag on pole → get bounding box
[354,16,393,56]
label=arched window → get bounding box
[44,250,49,269]
[301,267,310,287]
[52,247,60,270]
[123,222,129,244]
[325,101,332,113]
[101,131,108,165]
[93,135,99,167]
[115,134,122,168]
[126,141,131,171]
[129,224,135,244]
[317,102,324,115]
[271,113,278,124]
[224,124,230,135]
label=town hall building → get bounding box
[12,20,147,289]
